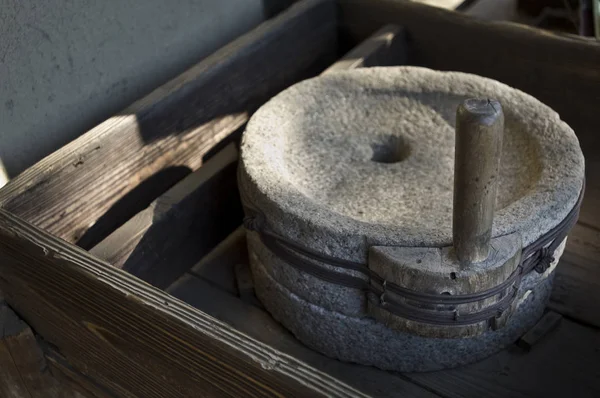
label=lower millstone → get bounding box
[248,235,565,372]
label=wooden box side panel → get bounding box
[0,0,337,248]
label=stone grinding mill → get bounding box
[238,67,584,372]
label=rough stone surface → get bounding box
[249,239,566,372]
[239,66,584,371]
[240,67,584,253]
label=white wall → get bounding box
[0,0,270,178]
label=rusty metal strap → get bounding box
[242,180,584,327]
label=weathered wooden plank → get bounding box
[90,144,241,288]
[90,144,237,266]
[338,0,600,168]
[0,304,87,398]
[0,340,31,398]
[0,210,365,398]
[46,349,119,398]
[550,223,600,327]
[5,330,74,398]
[323,24,407,73]
[168,274,440,398]
[516,311,562,351]
[407,319,600,398]
[0,0,337,247]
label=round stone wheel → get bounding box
[238,66,584,371]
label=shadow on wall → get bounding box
[0,0,296,180]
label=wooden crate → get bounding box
[0,0,599,396]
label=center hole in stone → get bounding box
[370,135,410,164]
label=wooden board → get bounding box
[90,144,241,288]
[0,340,32,398]
[407,319,600,398]
[0,0,337,248]
[0,209,366,398]
[0,304,88,398]
[516,311,562,351]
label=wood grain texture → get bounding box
[407,319,600,398]
[90,144,241,289]
[46,349,123,398]
[0,0,337,247]
[337,0,600,335]
[0,210,365,398]
[0,339,32,398]
[338,0,600,173]
[0,304,88,398]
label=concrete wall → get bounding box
[0,0,275,179]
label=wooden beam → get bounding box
[0,210,365,397]
[0,0,337,247]
[323,24,407,73]
[516,311,563,351]
[0,340,31,398]
[46,348,125,398]
[0,304,87,398]
[89,144,241,289]
[336,0,600,335]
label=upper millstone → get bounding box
[239,66,584,258]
